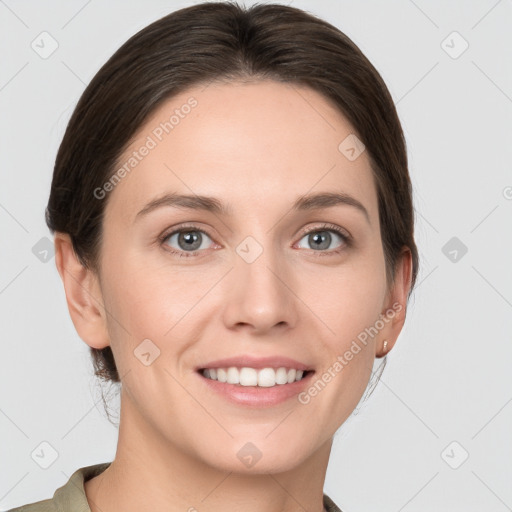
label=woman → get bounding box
[10,1,418,511]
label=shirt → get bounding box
[7,462,342,512]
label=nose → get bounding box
[221,238,299,334]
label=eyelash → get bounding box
[158,223,351,258]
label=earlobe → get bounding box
[54,233,110,350]
[375,247,413,358]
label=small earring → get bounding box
[383,340,388,353]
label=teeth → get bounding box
[201,367,306,387]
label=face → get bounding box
[85,80,407,473]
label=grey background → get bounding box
[1,0,511,510]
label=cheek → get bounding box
[100,254,214,368]
[304,280,380,425]
[299,251,386,408]
[304,257,387,346]
[101,233,386,371]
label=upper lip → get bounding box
[196,355,313,372]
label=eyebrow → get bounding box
[135,191,370,224]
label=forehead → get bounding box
[105,79,378,225]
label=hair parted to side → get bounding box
[46,1,419,395]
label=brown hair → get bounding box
[46,1,419,396]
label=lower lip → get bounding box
[196,370,315,407]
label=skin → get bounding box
[55,80,412,512]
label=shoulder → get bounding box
[323,492,343,512]
[7,498,56,512]
[7,462,112,512]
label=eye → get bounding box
[159,222,351,258]
[160,224,216,257]
[295,223,350,255]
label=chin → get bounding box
[196,437,312,475]
[209,454,305,476]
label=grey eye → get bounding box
[164,230,213,252]
[296,230,345,251]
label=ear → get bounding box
[54,233,110,350]
[375,247,413,358]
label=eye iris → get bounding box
[179,231,202,251]
[310,231,331,250]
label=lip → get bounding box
[195,355,313,372]
[196,370,315,407]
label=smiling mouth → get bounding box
[198,367,314,387]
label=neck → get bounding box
[85,387,332,512]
